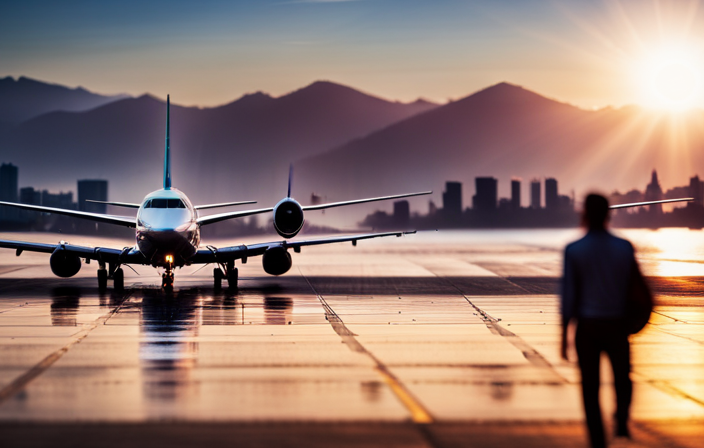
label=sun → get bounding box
[634,45,703,112]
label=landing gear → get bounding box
[162,271,174,291]
[227,267,238,290]
[214,268,224,290]
[214,261,238,291]
[113,267,125,292]
[98,268,108,291]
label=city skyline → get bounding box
[4,1,704,111]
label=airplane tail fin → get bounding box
[287,164,293,198]
[163,95,172,190]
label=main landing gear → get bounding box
[98,263,124,292]
[214,260,238,291]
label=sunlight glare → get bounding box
[634,45,703,112]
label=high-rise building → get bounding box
[644,170,663,214]
[78,180,108,214]
[20,187,41,205]
[511,179,521,210]
[690,175,704,206]
[530,179,541,209]
[442,181,462,223]
[0,163,19,222]
[393,200,410,227]
[41,190,74,209]
[545,178,558,210]
[473,177,498,211]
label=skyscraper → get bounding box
[78,180,108,214]
[442,181,462,224]
[511,179,521,210]
[393,200,410,227]
[644,170,663,214]
[473,177,498,211]
[530,179,541,209]
[545,178,558,210]
[0,163,19,222]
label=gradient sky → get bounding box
[3,0,704,108]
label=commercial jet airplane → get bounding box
[0,96,432,291]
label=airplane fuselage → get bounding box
[135,188,200,267]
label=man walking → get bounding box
[561,194,640,448]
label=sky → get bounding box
[3,0,704,109]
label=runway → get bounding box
[1,229,703,447]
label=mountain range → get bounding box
[0,79,437,207]
[0,76,128,125]
[2,77,704,227]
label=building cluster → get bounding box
[363,170,704,230]
[0,162,109,232]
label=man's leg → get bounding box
[576,322,606,448]
[606,329,632,437]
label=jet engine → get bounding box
[262,246,292,276]
[50,249,82,278]
[273,198,304,238]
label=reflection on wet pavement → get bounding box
[0,230,702,447]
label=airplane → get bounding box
[0,96,432,291]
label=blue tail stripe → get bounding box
[163,95,171,190]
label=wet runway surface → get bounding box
[1,229,703,447]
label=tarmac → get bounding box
[0,229,703,447]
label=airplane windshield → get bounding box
[145,199,186,209]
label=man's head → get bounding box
[583,194,609,230]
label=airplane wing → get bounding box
[189,230,416,264]
[0,239,148,264]
[610,198,694,209]
[302,191,432,211]
[0,201,136,227]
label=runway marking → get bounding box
[299,270,435,426]
[0,291,131,404]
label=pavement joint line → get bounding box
[631,371,704,409]
[297,269,436,428]
[417,265,569,384]
[0,289,133,404]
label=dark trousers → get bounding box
[575,319,632,448]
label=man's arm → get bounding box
[561,247,577,361]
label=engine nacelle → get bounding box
[50,249,82,278]
[273,198,304,238]
[262,246,292,276]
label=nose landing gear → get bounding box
[162,257,174,291]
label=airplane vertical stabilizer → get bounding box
[163,95,172,190]
[287,164,293,198]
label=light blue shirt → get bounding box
[561,230,636,323]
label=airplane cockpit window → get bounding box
[144,198,186,209]
[167,199,186,208]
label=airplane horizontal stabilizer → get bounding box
[194,201,257,210]
[85,200,141,208]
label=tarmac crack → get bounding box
[0,290,133,404]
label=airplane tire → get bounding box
[113,268,124,292]
[214,268,224,290]
[98,269,108,291]
[227,267,238,290]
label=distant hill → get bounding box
[295,82,704,225]
[0,76,128,124]
[0,80,438,207]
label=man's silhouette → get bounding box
[561,194,636,448]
